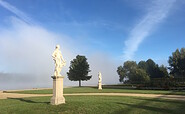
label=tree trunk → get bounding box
[79,80,81,87]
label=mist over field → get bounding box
[0,18,119,90]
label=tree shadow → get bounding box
[112,96,185,114]
[166,90,185,95]
[7,97,50,104]
[133,97,185,104]
[113,101,173,114]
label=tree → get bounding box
[145,59,164,78]
[168,48,185,77]
[117,66,125,82]
[117,61,137,83]
[159,65,169,78]
[129,68,150,84]
[145,59,157,78]
[138,61,147,70]
[67,55,92,87]
[117,59,169,84]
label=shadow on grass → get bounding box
[166,90,185,95]
[114,102,173,114]
[133,97,185,104]
[7,98,50,104]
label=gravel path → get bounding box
[1,92,185,101]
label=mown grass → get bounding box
[0,96,185,114]
[6,86,185,95]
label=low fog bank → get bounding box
[0,73,49,90]
[0,17,120,90]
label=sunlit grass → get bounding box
[0,96,185,114]
[6,86,185,95]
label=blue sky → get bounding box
[0,0,185,89]
[0,0,185,61]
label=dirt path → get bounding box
[0,92,185,101]
[0,92,52,99]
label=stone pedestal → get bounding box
[98,83,102,90]
[50,76,65,105]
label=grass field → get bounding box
[6,86,185,95]
[0,96,185,114]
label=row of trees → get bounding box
[66,48,185,87]
[117,59,168,84]
[117,48,185,85]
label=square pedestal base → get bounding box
[50,76,65,105]
[50,96,65,105]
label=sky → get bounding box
[0,0,185,90]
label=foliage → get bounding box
[145,59,158,78]
[117,61,137,83]
[168,48,185,77]
[117,59,168,84]
[67,55,91,87]
[117,66,125,82]
[159,65,169,78]
[138,61,147,70]
[129,68,150,84]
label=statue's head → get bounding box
[56,45,60,49]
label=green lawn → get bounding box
[0,96,185,114]
[6,86,185,95]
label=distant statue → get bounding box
[52,45,66,76]
[98,72,102,83]
[98,72,102,89]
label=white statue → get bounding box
[98,72,102,89]
[52,45,66,76]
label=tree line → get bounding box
[117,48,185,88]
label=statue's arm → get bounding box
[60,54,65,63]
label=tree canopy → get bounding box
[117,59,168,84]
[168,48,185,77]
[67,55,92,87]
[129,68,150,84]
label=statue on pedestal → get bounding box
[52,45,66,76]
[51,45,66,105]
[98,72,102,90]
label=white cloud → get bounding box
[123,0,176,60]
[0,0,33,24]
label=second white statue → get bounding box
[98,72,102,90]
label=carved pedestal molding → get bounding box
[50,76,65,105]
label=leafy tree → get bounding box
[168,48,185,77]
[129,68,150,84]
[123,61,137,71]
[117,66,125,82]
[67,55,92,87]
[145,59,157,78]
[159,65,169,78]
[117,61,137,83]
[138,61,147,70]
[117,59,168,84]
[145,59,165,78]
[122,61,137,79]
